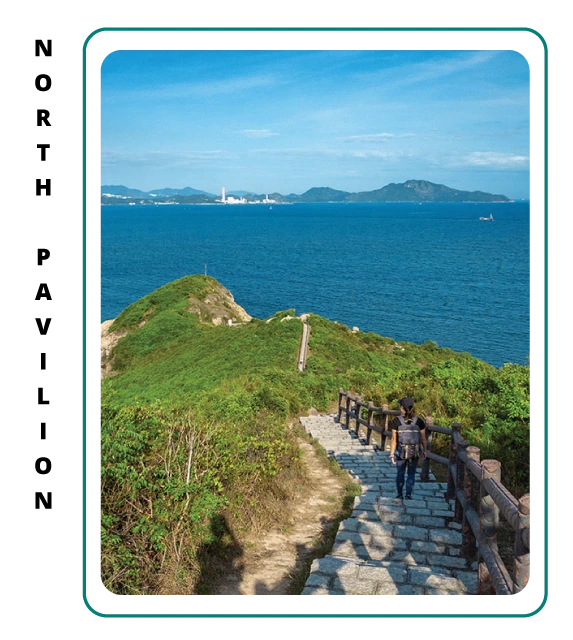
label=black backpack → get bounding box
[396,416,422,460]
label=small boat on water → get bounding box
[479,213,494,221]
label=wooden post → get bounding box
[462,446,480,559]
[454,438,468,523]
[513,494,530,593]
[381,404,389,451]
[337,388,344,423]
[366,402,374,445]
[447,423,462,501]
[420,416,433,482]
[478,459,501,595]
[355,396,362,437]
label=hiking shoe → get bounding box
[405,495,412,500]
[395,493,403,499]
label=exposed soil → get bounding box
[208,432,355,595]
[100,319,125,378]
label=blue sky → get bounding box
[101,50,530,199]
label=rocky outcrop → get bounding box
[101,280,253,377]
[188,285,252,326]
[101,319,125,378]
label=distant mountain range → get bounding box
[102,185,215,198]
[101,180,511,205]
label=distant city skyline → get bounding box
[101,50,530,199]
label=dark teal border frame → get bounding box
[80,25,550,619]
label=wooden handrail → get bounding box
[336,388,530,595]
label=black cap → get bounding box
[399,397,414,409]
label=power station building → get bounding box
[217,187,276,205]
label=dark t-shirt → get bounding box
[390,415,426,433]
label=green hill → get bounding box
[101,275,529,594]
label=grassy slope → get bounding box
[107,275,302,403]
[105,276,529,492]
[101,275,529,594]
[108,314,303,403]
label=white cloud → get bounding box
[344,133,395,142]
[102,149,238,167]
[343,133,416,143]
[388,50,500,85]
[104,73,279,101]
[356,51,500,88]
[192,74,277,96]
[461,151,529,168]
[238,129,279,138]
[249,147,405,160]
[403,51,499,85]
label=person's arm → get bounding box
[390,429,397,456]
[390,427,398,464]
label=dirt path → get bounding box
[210,434,355,595]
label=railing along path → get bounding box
[336,389,530,595]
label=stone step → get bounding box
[299,413,474,595]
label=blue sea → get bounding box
[101,202,529,368]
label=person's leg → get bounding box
[405,457,419,498]
[396,459,407,497]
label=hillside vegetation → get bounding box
[101,275,529,594]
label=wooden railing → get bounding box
[337,389,530,595]
[337,389,401,451]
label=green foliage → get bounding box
[102,275,530,594]
[268,309,296,320]
[111,274,215,333]
[101,396,302,594]
[108,308,303,404]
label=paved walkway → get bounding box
[297,316,310,372]
[299,413,477,595]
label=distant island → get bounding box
[101,179,512,205]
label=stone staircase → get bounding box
[299,413,478,595]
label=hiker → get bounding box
[389,397,427,500]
